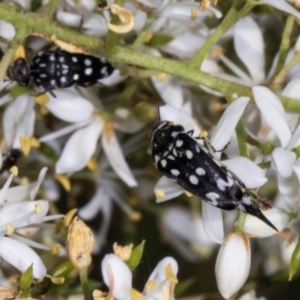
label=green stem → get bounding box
[270,52,300,91]
[79,268,91,300]
[1,3,300,112]
[235,212,247,232]
[272,15,294,78]
[105,0,124,55]
[188,0,255,69]
[111,46,300,112]
[235,121,248,158]
[131,13,156,50]
[43,0,59,17]
[0,3,104,54]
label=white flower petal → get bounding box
[113,108,145,133]
[253,86,291,147]
[215,232,250,299]
[210,97,250,151]
[244,207,289,237]
[78,187,106,220]
[147,256,178,282]
[30,167,48,200]
[271,147,296,178]
[56,11,82,28]
[202,202,224,244]
[82,13,108,37]
[152,76,184,109]
[102,130,137,187]
[159,105,201,135]
[0,200,48,229]
[46,91,94,123]
[155,176,183,203]
[234,17,265,84]
[101,254,132,300]
[55,119,103,174]
[222,157,267,189]
[3,95,35,148]
[0,20,15,52]
[161,32,206,59]
[259,0,300,19]
[0,236,46,278]
[282,77,300,100]
[287,122,300,150]
[162,207,196,242]
[39,119,92,143]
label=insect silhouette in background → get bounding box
[149,120,278,231]
[0,149,21,174]
[7,49,114,97]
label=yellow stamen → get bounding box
[191,9,198,20]
[183,190,193,197]
[35,203,42,214]
[20,136,31,156]
[200,130,208,139]
[54,174,71,192]
[51,277,65,284]
[113,242,133,261]
[131,288,144,300]
[64,208,78,227]
[10,166,18,177]
[155,189,165,199]
[144,31,153,43]
[145,279,156,292]
[51,243,61,255]
[165,263,178,283]
[20,177,29,185]
[30,137,41,148]
[35,94,49,105]
[87,158,98,171]
[5,223,14,236]
[129,211,142,221]
[13,45,26,61]
[156,73,168,82]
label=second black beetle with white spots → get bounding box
[7,49,114,95]
[150,120,278,231]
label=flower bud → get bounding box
[67,217,95,269]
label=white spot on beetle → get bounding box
[160,159,167,168]
[186,150,193,159]
[196,168,205,176]
[189,175,198,185]
[171,169,180,176]
[176,140,183,147]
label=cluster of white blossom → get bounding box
[1,0,300,299]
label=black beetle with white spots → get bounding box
[150,120,278,231]
[7,49,114,96]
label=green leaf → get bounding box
[19,264,34,295]
[289,237,300,280]
[146,34,173,47]
[52,261,74,278]
[127,240,145,271]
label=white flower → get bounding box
[101,253,178,300]
[39,90,138,187]
[3,94,35,149]
[215,232,251,299]
[0,166,64,278]
[101,254,132,300]
[161,206,215,261]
